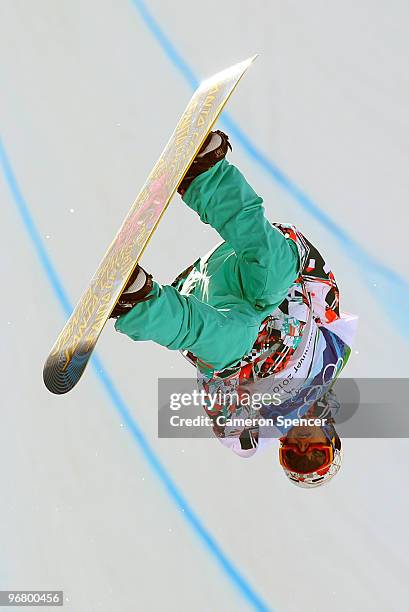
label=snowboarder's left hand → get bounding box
[110,265,154,319]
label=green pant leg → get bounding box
[115,159,299,371]
[182,159,299,310]
[115,281,260,371]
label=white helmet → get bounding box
[282,443,343,488]
[280,390,343,489]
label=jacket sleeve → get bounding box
[115,280,259,371]
[183,159,299,309]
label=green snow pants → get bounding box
[115,159,299,371]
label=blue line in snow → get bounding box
[0,145,72,317]
[130,0,409,340]
[1,138,271,612]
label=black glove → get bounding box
[178,130,232,196]
[110,265,154,319]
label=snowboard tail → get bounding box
[43,55,257,394]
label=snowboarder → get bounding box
[111,130,358,488]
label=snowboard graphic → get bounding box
[43,55,257,394]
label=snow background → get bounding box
[1,1,409,610]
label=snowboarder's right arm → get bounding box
[115,280,260,371]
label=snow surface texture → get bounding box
[1,1,409,611]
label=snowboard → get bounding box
[43,55,257,394]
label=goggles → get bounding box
[279,437,334,475]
